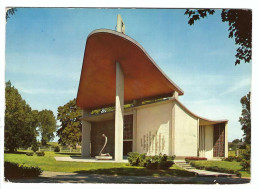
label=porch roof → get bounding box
[81,98,228,125]
[76,29,184,110]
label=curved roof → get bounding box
[174,99,228,125]
[76,29,184,110]
[81,98,228,125]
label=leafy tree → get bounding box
[238,92,251,172]
[38,110,57,145]
[56,99,82,147]
[6,8,17,21]
[239,92,251,144]
[232,139,241,144]
[185,9,252,65]
[5,81,38,152]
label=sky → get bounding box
[5,8,251,142]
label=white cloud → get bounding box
[220,77,251,96]
[20,88,76,95]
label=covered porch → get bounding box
[198,118,228,159]
[76,17,183,161]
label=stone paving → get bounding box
[55,156,128,163]
[174,160,236,177]
[7,171,250,184]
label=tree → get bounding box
[185,9,252,65]
[232,139,241,144]
[6,8,17,21]
[56,99,82,147]
[239,92,251,144]
[38,110,57,145]
[5,81,38,152]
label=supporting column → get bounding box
[172,91,179,100]
[197,119,200,157]
[81,110,91,158]
[169,101,176,156]
[115,61,124,161]
[225,122,228,158]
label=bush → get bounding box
[185,157,207,163]
[36,151,45,156]
[223,155,243,162]
[4,161,42,180]
[240,144,250,171]
[223,156,236,162]
[128,152,146,166]
[54,146,60,152]
[26,152,34,156]
[128,152,175,170]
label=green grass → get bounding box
[4,151,194,177]
[191,160,250,178]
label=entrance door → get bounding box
[123,114,133,156]
[213,124,225,157]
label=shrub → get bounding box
[54,146,60,152]
[36,151,45,156]
[223,156,236,162]
[128,152,174,170]
[4,161,42,180]
[240,144,250,171]
[185,157,207,163]
[128,152,147,166]
[26,152,34,156]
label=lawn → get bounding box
[4,151,194,177]
[190,160,250,178]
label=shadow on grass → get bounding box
[4,151,27,154]
[74,167,196,177]
[55,152,81,157]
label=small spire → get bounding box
[117,14,125,34]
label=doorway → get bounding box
[123,114,133,156]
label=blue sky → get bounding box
[5,8,251,142]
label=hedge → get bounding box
[4,161,42,180]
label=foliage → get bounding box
[223,155,242,162]
[185,9,252,65]
[38,109,57,145]
[239,92,251,144]
[26,152,34,156]
[128,152,147,166]
[6,8,17,21]
[128,152,175,170]
[36,151,45,156]
[185,157,207,162]
[229,138,243,150]
[57,99,82,147]
[5,81,38,152]
[4,161,42,180]
[240,144,250,171]
[54,146,60,152]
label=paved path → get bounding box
[55,156,128,163]
[8,171,250,184]
[174,161,236,177]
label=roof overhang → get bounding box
[76,29,184,110]
[81,98,228,125]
